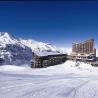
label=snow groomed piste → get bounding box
[0,61,98,98]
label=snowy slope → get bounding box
[0,32,32,65]
[0,32,18,44]
[19,38,59,52]
[59,47,72,54]
[0,61,98,98]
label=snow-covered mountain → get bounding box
[0,32,62,65]
[19,38,59,52]
[0,32,32,65]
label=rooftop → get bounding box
[34,51,66,57]
[72,39,94,45]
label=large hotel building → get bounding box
[70,39,96,61]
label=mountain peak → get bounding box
[0,32,14,39]
[0,32,61,53]
[0,32,8,36]
[0,32,17,44]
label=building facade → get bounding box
[70,39,96,61]
[72,39,95,55]
[31,51,67,68]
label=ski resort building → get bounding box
[69,39,96,62]
[31,51,67,68]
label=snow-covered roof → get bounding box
[34,51,66,57]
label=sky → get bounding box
[0,1,98,48]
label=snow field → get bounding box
[0,61,98,98]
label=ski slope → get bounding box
[0,61,98,98]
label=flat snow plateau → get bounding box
[0,61,98,98]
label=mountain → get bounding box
[19,38,59,52]
[59,48,72,54]
[0,32,63,65]
[0,32,32,65]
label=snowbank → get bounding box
[0,60,97,73]
[77,62,93,70]
[0,65,31,72]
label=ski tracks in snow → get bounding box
[0,72,98,98]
